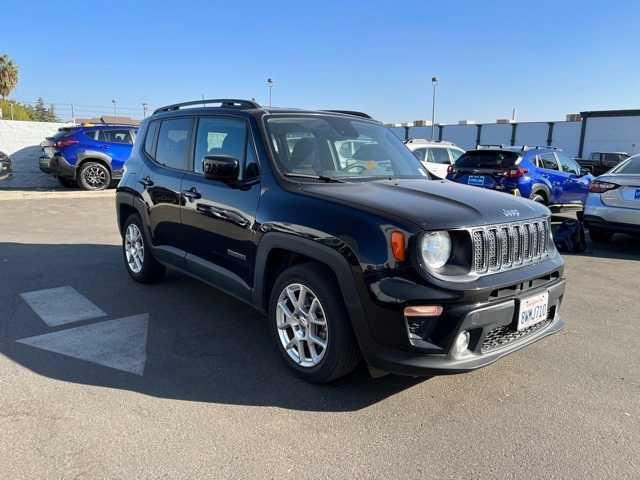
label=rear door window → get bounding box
[539,153,559,171]
[455,150,519,169]
[412,148,426,162]
[155,118,194,170]
[448,148,463,162]
[99,129,133,144]
[428,148,451,164]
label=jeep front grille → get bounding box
[470,219,552,274]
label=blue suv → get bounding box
[40,124,138,190]
[446,146,593,207]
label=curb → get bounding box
[0,189,116,201]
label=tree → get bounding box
[34,97,47,121]
[0,54,19,101]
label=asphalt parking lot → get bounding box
[0,193,638,479]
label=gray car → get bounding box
[584,154,640,241]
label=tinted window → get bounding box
[456,150,519,169]
[82,129,97,141]
[194,117,247,174]
[144,121,160,158]
[539,153,559,170]
[556,152,580,175]
[428,148,451,165]
[155,118,193,170]
[99,129,133,144]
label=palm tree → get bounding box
[0,54,19,101]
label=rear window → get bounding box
[613,157,640,174]
[455,150,519,169]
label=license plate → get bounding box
[517,291,549,331]
[467,175,485,186]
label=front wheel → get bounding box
[269,263,361,383]
[78,161,111,191]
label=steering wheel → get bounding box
[340,163,367,174]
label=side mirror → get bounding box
[579,167,591,176]
[203,155,239,181]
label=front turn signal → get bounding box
[391,231,406,261]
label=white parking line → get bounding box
[17,314,149,375]
[20,286,106,326]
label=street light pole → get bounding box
[267,78,274,108]
[431,76,438,140]
[112,99,117,119]
[142,103,148,118]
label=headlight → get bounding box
[420,231,452,270]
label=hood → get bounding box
[300,179,548,230]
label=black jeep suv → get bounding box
[116,99,566,383]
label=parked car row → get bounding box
[0,150,11,181]
[116,99,566,383]
[577,151,630,176]
[39,123,137,190]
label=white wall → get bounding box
[582,116,640,157]
[480,124,512,146]
[552,121,581,157]
[515,122,548,147]
[0,120,70,155]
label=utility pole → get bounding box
[112,99,117,118]
[431,76,438,140]
[142,103,148,118]
[70,104,75,123]
[10,102,14,120]
[267,78,274,108]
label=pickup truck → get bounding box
[577,152,630,176]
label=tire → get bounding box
[78,161,111,191]
[588,226,613,243]
[531,193,547,205]
[56,176,77,188]
[122,214,166,283]
[269,263,361,383]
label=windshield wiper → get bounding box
[283,173,347,183]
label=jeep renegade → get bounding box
[116,99,566,383]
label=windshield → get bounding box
[611,156,640,174]
[265,116,429,180]
[455,150,520,169]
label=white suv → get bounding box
[404,139,465,179]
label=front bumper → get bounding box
[354,257,566,377]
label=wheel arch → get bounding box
[76,151,113,178]
[254,233,366,341]
[530,183,551,203]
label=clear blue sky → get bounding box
[3,0,639,123]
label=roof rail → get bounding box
[477,144,507,149]
[153,98,261,114]
[320,110,372,119]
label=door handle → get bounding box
[139,176,154,187]
[182,187,202,201]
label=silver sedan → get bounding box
[584,154,640,242]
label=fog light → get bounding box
[451,330,470,358]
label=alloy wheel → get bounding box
[276,283,328,367]
[125,224,145,274]
[84,165,108,189]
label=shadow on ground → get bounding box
[0,242,426,412]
